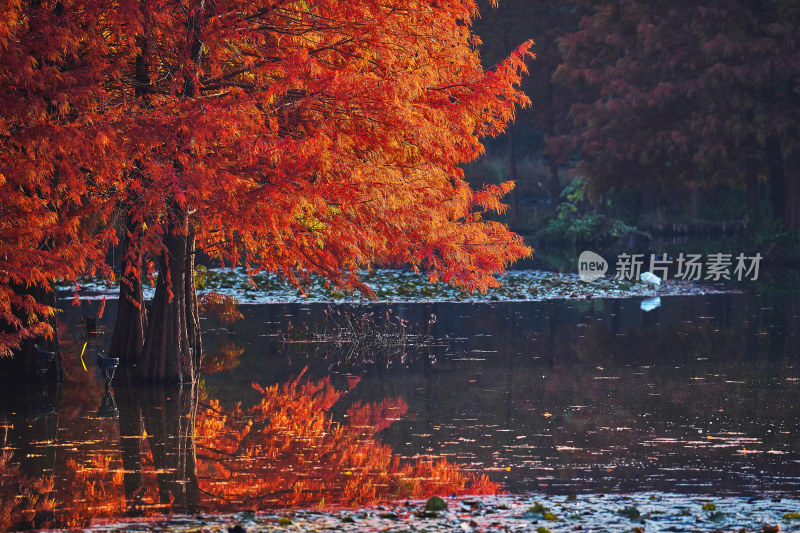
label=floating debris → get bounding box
[82,493,799,532]
[64,268,729,304]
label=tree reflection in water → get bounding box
[0,366,498,529]
[195,369,498,507]
[0,450,56,529]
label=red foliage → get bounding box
[554,0,800,198]
[1,0,532,357]
[0,0,125,355]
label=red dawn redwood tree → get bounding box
[102,0,534,384]
[0,0,533,382]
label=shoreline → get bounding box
[81,492,800,532]
[58,268,730,305]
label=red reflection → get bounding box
[198,292,244,327]
[200,341,244,374]
[196,370,499,507]
[0,369,499,529]
[0,452,56,530]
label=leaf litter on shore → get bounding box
[65,268,729,304]
[83,493,798,532]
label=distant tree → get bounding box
[555,0,800,226]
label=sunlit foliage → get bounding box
[0,0,533,359]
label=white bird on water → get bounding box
[640,271,662,286]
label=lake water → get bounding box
[1,283,798,528]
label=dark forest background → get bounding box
[469,0,800,268]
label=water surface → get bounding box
[1,288,798,528]
[205,292,800,496]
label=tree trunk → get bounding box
[785,150,800,230]
[548,156,561,202]
[137,203,196,384]
[113,0,151,376]
[689,182,698,223]
[746,158,760,233]
[185,228,202,371]
[109,212,147,373]
[766,137,785,222]
[133,0,205,385]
